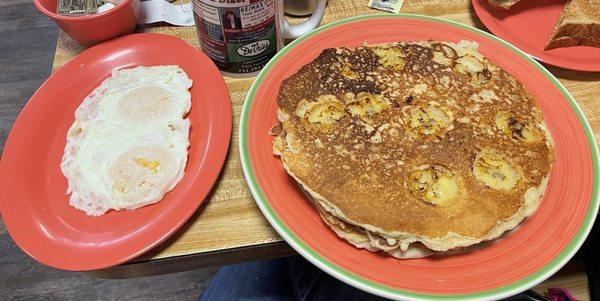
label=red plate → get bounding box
[240,15,599,300]
[0,33,232,271]
[472,0,600,72]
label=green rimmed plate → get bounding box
[239,14,599,300]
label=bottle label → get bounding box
[192,0,277,74]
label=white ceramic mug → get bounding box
[192,0,327,77]
[280,0,327,39]
[284,0,320,17]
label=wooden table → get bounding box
[51,0,597,299]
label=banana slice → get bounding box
[371,46,407,71]
[472,149,521,191]
[346,93,389,117]
[407,165,460,206]
[330,60,359,79]
[404,103,452,138]
[432,43,458,67]
[453,54,492,85]
[296,95,346,125]
[495,112,542,142]
[340,64,358,79]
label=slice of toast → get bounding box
[546,0,600,49]
[487,0,523,9]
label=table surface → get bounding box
[50,0,597,299]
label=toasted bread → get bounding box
[546,0,600,49]
[487,0,522,9]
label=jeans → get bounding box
[199,256,388,301]
[199,256,558,301]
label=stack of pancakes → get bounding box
[272,41,555,258]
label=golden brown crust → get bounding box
[487,0,522,9]
[546,0,600,50]
[275,41,554,250]
[314,199,436,258]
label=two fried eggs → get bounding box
[61,66,192,216]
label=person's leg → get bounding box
[285,256,389,301]
[199,258,295,301]
[200,256,389,300]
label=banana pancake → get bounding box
[272,40,554,257]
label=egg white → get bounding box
[61,66,192,216]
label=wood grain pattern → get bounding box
[50,0,492,263]
[132,90,282,260]
[51,0,595,298]
[1,2,219,300]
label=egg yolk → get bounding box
[134,158,160,173]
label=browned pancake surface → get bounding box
[276,41,554,239]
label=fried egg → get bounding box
[61,65,193,216]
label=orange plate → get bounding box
[239,15,599,300]
[472,0,600,72]
[0,34,232,271]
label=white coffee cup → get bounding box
[284,0,320,17]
